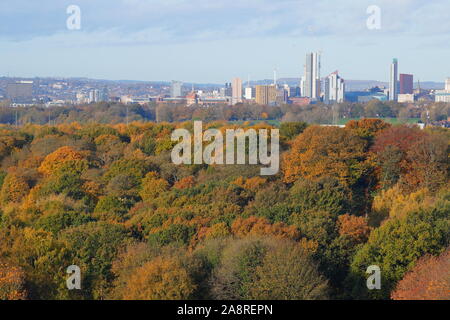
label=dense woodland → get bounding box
[0,118,448,300]
[0,100,449,125]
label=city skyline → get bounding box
[0,1,449,83]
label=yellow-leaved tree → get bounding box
[38,146,86,176]
[122,256,195,300]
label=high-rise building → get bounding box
[303,52,321,99]
[299,76,305,97]
[170,81,182,98]
[76,92,87,104]
[281,85,290,104]
[100,87,109,102]
[255,85,277,105]
[289,86,300,98]
[6,81,33,102]
[400,74,413,94]
[446,78,450,91]
[389,58,399,101]
[232,78,243,105]
[88,89,99,103]
[324,71,345,104]
[86,88,108,103]
[244,87,254,100]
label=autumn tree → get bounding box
[346,118,391,144]
[121,256,195,300]
[401,132,448,192]
[371,125,428,190]
[38,146,87,176]
[0,172,30,204]
[173,176,195,190]
[231,216,300,241]
[283,126,369,188]
[391,248,450,300]
[139,172,170,202]
[337,214,371,244]
[0,260,27,300]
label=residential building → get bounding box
[255,85,277,105]
[232,78,243,105]
[324,71,345,104]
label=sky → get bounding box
[0,0,449,83]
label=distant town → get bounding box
[1,53,449,110]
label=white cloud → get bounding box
[0,0,448,46]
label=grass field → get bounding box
[337,118,420,125]
[228,118,420,127]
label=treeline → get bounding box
[0,119,448,300]
[1,100,449,125]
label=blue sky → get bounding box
[0,0,449,83]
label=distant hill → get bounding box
[0,76,445,91]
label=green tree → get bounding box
[349,200,449,299]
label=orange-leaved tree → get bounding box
[122,256,195,300]
[38,146,87,176]
[283,126,368,187]
[0,261,27,300]
[391,249,450,300]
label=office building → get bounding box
[324,71,345,104]
[400,74,413,94]
[224,83,232,97]
[300,76,305,97]
[231,78,243,105]
[389,58,399,101]
[446,78,450,91]
[170,81,183,98]
[290,86,300,98]
[277,85,290,104]
[255,85,277,105]
[303,52,321,99]
[6,81,33,101]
